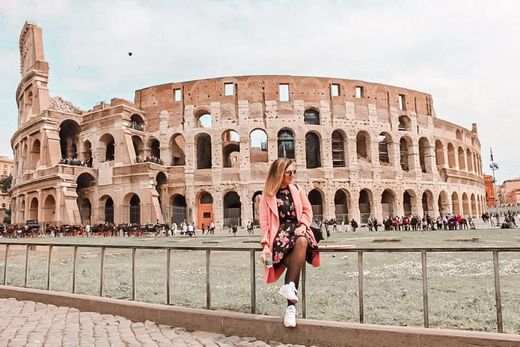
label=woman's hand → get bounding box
[260,245,271,265]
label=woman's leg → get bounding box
[283,237,308,306]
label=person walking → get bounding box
[259,158,320,328]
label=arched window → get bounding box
[435,140,444,171]
[129,194,141,224]
[30,139,41,170]
[422,190,434,217]
[356,131,370,161]
[398,116,411,131]
[250,129,268,163]
[308,189,323,220]
[59,120,80,159]
[149,139,161,159]
[196,134,212,169]
[458,147,466,171]
[100,134,115,162]
[455,129,462,141]
[277,129,295,159]
[438,191,449,216]
[378,133,392,164]
[170,134,186,166]
[466,149,473,172]
[222,130,240,168]
[451,192,460,215]
[132,136,144,162]
[130,114,145,131]
[447,143,456,169]
[82,140,92,166]
[418,137,431,173]
[304,109,320,125]
[400,137,413,171]
[334,190,349,223]
[305,132,321,168]
[196,112,212,128]
[331,130,345,167]
[197,192,213,228]
[223,191,241,227]
[170,194,187,225]
[100,196,114,223]
[43,195,56,224]
[359,189,372,223]
[381,190,396,218]
[403,190,415,216]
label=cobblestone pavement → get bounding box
[0,298,304,347]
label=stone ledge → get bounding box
[0,285,518,347]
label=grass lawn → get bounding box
[1,228,519,333]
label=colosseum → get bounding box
[10,22,486,230]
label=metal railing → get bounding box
[0,241,518,333]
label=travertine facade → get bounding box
[10,22,486,228]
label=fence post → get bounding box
[493,251,503,333]
[421,250,429,328]
[99,247,105,297]
[47,245,53,290]
[206,250,211,309]
[302,261,307,318]
[250,250,256,314]
[358,251,364,323]
[131,248,136,300]
[72,246,78,293]
[3,244,8,285]
[24,245,30,287]
[166,249,171,305]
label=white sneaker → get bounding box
[284,305,297,328]
[278,282,298,303]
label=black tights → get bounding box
[283,236,308,306]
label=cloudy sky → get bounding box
[0,0,518,182]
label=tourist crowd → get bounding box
[59,157,92,167]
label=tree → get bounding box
[0,175,12,193]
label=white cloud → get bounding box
[0,0,519,181]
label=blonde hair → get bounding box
[263,158,294,197]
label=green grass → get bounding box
[0,228,519,333]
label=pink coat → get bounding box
[259,184,320,283]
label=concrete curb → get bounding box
[0,285,519,347]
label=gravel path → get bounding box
[0,298,299,347]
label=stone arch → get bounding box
[334,189,350,223]
[223,191,241,227]
[99,195,114,224]
[447,143,456,169]
[222,130,240,168]
[455,129,462,141]
[422,190,434,217]
[304,108,320,125]
[458,146,466,171]
[197,191,213,228]
[196,133,212,169]
[155,172,168,214]
[81,140,93,165]
[29,138,41,170]
[28,197,38,221]
[170,134,186,166]
[462,192,470,216]
[359,189,373,223]
[59,119,80,159]
[466,148,473,172]
[250,129,268,163]
[195,110,212,128]
[308,189,324,220]
[378,132,393,165]
[398,115,411,131]
[470,193,477,217]
[403,189,417,217]
[331,130,346,167]
[123,193,141,224]
[356,131,371,162]
[76,173,96,224]
[43,195,56,224]
[170,194,187,225]
[435,140,444,171]
[252,191,263,225]
[418,137,432,173]
[132,135,144,161]
[438,191,449,216]
[99,133,115,162]
[278,128,295,159]
[381,189,396,218]
[305,131,321,168]
[148,137,161,159]
[130,114,145,131]
[451,192,460,215]
[399,136,413,171]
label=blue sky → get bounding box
[0,0,518,182]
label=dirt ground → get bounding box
[1,228,519,333]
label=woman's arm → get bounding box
[259,195,270,246]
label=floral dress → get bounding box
[272,187,318,267]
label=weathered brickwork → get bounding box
[10,22,486,228]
